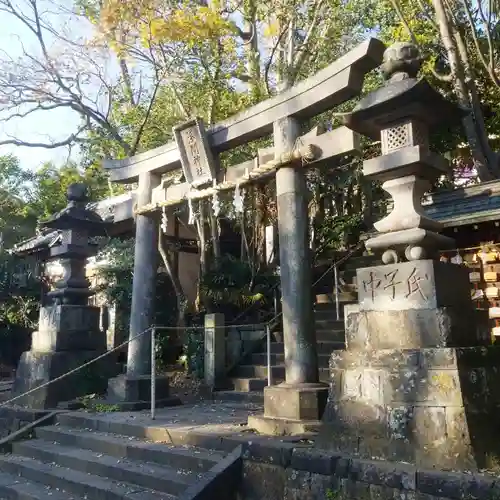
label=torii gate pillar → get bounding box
[107,171,180,408]
[248,117,328,434]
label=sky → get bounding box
[0,2,87,171]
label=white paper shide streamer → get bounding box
[233,182,245,214]
[161,206,168,234]
[188,198,195,225]
[212,181,221,218]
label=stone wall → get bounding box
[237,443,500,500]
[0,407,50,439]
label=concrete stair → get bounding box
[0,413,231,499]
[215,302,350,404]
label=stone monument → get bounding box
[319,42,500,470]
[11,184,114,408]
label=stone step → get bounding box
[229,377,271,392]
[0,469,84,499]
[233,364,286,379]
[266,327,345,343]
[314,313,345,325]
[315,329,345,342]
[13,439,195,497]
[267,341,344,355]
[55,413,246,454]
[213,391,264,404]
[230,368,328,393]
[314,318,345,328]
[34,425,222,473]
[250,352,331,368]
[314,302,351,311]
[0,454,176,500]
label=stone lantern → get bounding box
[11,184,114,409]
[318,42,500,471]
[343,41,464,263]
[41,183,108,305]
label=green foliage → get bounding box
[79,394,120,412]
[200,255,279,324]
[314,212,364,257]
[95,237,178,368]
[184,325,204,378]
[26,162,110,220]
[325,489,340,500]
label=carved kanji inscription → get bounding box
[357,261,435,311]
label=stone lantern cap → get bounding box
[41,183,108,236]
[343,42,466,140]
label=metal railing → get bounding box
[331,242,364,321]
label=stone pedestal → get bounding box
[249,384,328,435]
[105,374,181,411]
[319,260,500,470]
[11,305,114,409]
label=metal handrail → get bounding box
[3,243,366,416]
[332,242,364,321]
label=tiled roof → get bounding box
[423,179,500,227]
[10,192,135,256]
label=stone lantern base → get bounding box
[317,260,500,471]
[104,374,182,411]
[11,305,116,409]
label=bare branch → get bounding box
[291,0,326,81]
[0,123,89,148]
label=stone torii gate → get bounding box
[103,38,385,426]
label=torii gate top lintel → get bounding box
[103,38,386,184]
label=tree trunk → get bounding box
[431,0,495,181]
[454,28,500,177]
[158,227,187,332]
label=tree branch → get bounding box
[291,0,325,81]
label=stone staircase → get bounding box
[215,254,380,404]
[215,302,348,404]
[0,412,239,499]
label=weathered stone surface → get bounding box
[348,459,416,490]
[31,305,105,352]
[204,313,226,389]
[11,350,111,408]
[290,448,350,476]
[416,470,496,500]
[357,261,470,312]
[345,308,486,350]
[247,415,322,436]
[241,440,293,468]
[263,383,328,421]
[240,461,286,500]
[283,469,339,500]
[107,374,172,403]
[330,346,500,371]
[368,484,416,500]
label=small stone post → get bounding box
[204,313,225,389]
[319,42,499,471]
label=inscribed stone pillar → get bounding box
[126,171,160,376]
[248,117,328,436]
[204,313,226,389]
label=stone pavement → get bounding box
[76,400,265,438]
